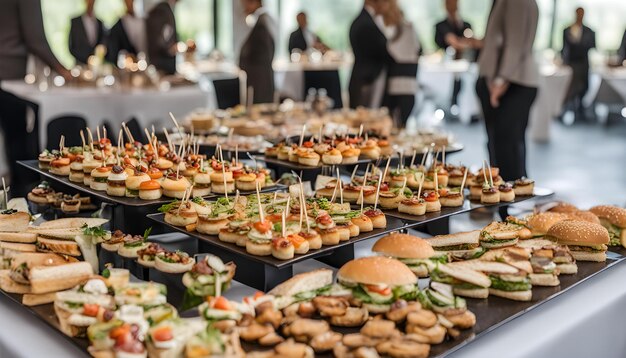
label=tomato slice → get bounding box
[287,234,305,248]
[213,296,231,310]
[83,303,99,317]
[110,324,131,340]
[365,284,391,296]
[152,326,173,342]
[253,220,271,233]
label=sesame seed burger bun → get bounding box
[337,256,417,286]
[564,210,600,225]
[547,220,609,246]
[525,212,569,237]
[372,233,435,259]
[589,205,626,229]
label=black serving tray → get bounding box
[147,213,406,269]
[383,187,554,227]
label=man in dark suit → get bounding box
[69,0,107,65]
[618,29,626,65]
[434,0,476,115]
[349,0,391,109]
[239,0,275,104]
[561,7,595,117]
[146,0,178,75]
[1,0,70,196]
[107,0,146,65]
[288,12,327,54]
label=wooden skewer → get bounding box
[460,168,469,192]
[86,128,94,151]
[80,130,86,149]
[487,161,494,187]
[117,129,123,166]
[281,205,286,238]
[163,127,173,152]
[434,164,439,198]
[168,112,182,135]
[222,158,228,201]
[330,179,339,204]
[358,124,364,138]
[2,177,8,209]
[409,149,417,169]
[299,125,306,147]
[235,144,238,167]
[337,168,343,205]
[96,126,101,142]
[482,161,489,185]
[374,157,391,211]
[420,147,429,167]
[359,166,370,213]
[416,172,425,199]
[256,181,264,222]
[350,165,359,185]
[442,145,446,167]
[103,126,107,140]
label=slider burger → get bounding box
[155,250,195,273]
[268,268,333,310]
[298,150,321,167]
[299,229,323,250]
[38,150,55,170]
[359,139,381,160]
[350,212,374,233]
[515,212,568,239]
[481,185,500,204]
[363,207,386,229]
[125,170,150,198]
[271,236,295,260]
[162,201,198,227]
[372,233,449,278]
[147,167,164,184]
[430,263,491,299]
[480,221,522,249]
[589,205,626,248]
[513,177,534,196]
[438,187,464,207]
[234,171,259,192]
[137,243,166,267]
[182,163,199,180]
[428,230,484,261]
[90,166,111,191]
[192,169,212,197]
[106,165,127,197]
[337,256,418,313]
[69,156,84,183]
[498,183,515,202]
[315,213,340,245]
[547,220,609,262]
[54,277,115,337]
[246,219,273,256]
[219,219,251,245]
[82,158,100,186]
[162,173,192,199]
[341,147,360,165]
[321,148,342,165]
[546,201,579,213]
[138,180,162,200]
[49,157,71,176]
[422,190,441,212]
[398,197,427,216]
[377,188,412,210]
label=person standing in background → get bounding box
[349,0,392,109]
[107,0,146,65]
[288,12,328,55]
[146,0,178,75]
[382,0,421,129]
[0,0,71,196]
[561,7,595,120]
[239,0,276,104]
[476,0,539,181]
[434,0,476,117]
[69,0,107,65]
[618,29,626,65]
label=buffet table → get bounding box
[0,80,215,146]
[3,237,626,358]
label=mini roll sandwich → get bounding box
[219,219,251,245]
[469,184,483,200]
[137,243,166,267]
[197,212,231,236]
[315,213,340,246]
[398,197,427,216]
[363,208,386,229]
[138,180,162,200]
[351,213,373,233]
[69,156,85,183]
[271,236,295,260]
[106,165,127,197]
[359,140,381,160]
[234,172,258,192]
[49,157,71,176]
[90,166,111,191]
[498,183,515,202]
[147,167,164,183]
[38,150,55,170]
[163,201,198,227]
[82,159,100,186]
[481,185,500,204]
[438,188,464,207]
[373,233,449,277]
[322,148,342,165]
[422,191,441,213]
[513,177,534,196]
[298,151,321,167]
[124,170,150,197]
[162,173,192,199]
[299,229,323,250]
[341,148,360,164]
[155,250,195,273]
[246,219,273,256]
[117,234,149,258]
[192,169,212,197]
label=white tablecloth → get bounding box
[0,80,215,146]
[2,231,626,358]
[528,65,572,142]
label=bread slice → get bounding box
[0,269,31,293]
[570,251,606,262]
[0,211,30,232]
[36,237,81,256]
[453,287,489,299]
[437,264,491,288]
[557,263,578,275]
[489,288,532,301]
[482,221,522,240]
[37,218,108,230]
[23,292,56,306]
[428,230,480,247]
[29,262,93,294]
[529,273,560,286]
[450,260,519,275]
[269,268,333,297]
[0,232,37,243]
[0,242,36,253]
[27,228,83,240]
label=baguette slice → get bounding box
[29,262,93,294]
[268,268,333,297]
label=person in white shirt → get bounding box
[382,0,421,128]
[107,0,147,65]
[69,0,107,64]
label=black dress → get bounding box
[239,13,275,104]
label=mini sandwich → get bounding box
[49,157,71,176]
[363,208,386,229]
[147,167,165,183]
[372,233,449,277]
[498,183,515,202]
[219,219,251,245]
[315,213,340,246]
[0,209,31,232]
[298,151,321,167]
[422,191,441,213]
[377,188,411,210]
[476,261,532,301]
[69,156,85,183]
[322,148,342,165]
[428,230,484,260]
[0,253,77,294]
[193,170,212,197]
[271,236,295,260]
[246,219,273,256]
[162,174,192,199]
[117,234,149,258]
[82,159,100,186]
[430,263,491,298]
[480,221,522,249]
[359,140,381,160]
[106,165,127,197]
[481,186,500,204]
[469,184,483,200]
[182,254,236,306]
[268,268,333,310]
[299,229,323,250]
[234,172,258,192]
[27,182,55,205]
[38,150,55,170]
[398,197,427,216]
[0,231,37,244]
[137,243,166,267]
[438,188,464,207]
[513,178,534,196]
[517,239,578,275]
[547,220,609,262]
[54,277,115,337]
[138,180,162,200]
[162,201,198,228]
[155,250,195,274]
[36,235,82,257]
[9,257,92,294]
[125,170,151,197]
[90,166,111,191]
[589,205,626,248]
[337,256,418,313]
[341,148,360,164]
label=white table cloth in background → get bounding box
[0,80,215,147]
[528,65,572,142]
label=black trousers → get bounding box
[0,87,40,197]
[452,77,462,107]
[384,94,415,129]
[476,77,537,181]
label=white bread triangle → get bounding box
[453,287,489,299]
[26,228,82,240]
[0,270,31,293]
[0,242,36,252]
[437,264,491,288]
[450,260,520,275]
[489,288,532,301]
[38,218,108,229]
[29,262,93,294]
[428,230,480,247]
[529,273,560,286]
[268,268,333,297]
[570,251,606,262]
